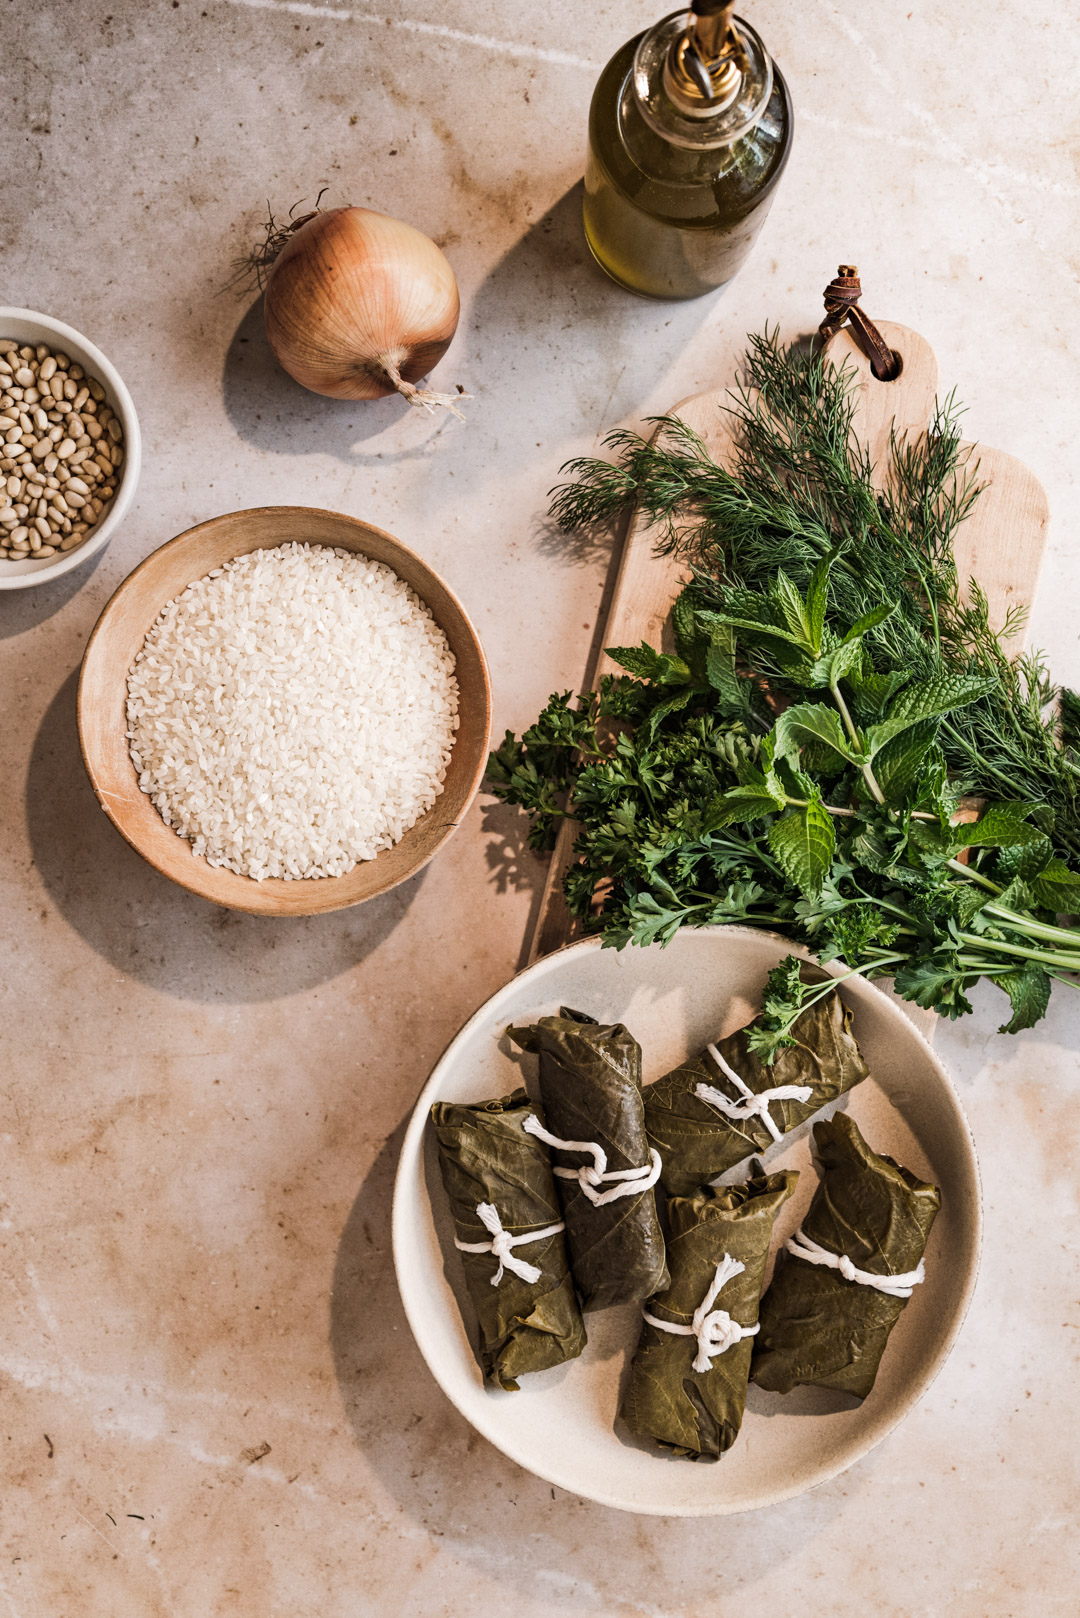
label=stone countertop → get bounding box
[2,2,1079,1613]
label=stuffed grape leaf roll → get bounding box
[751,1111,940,1400]
[644,988,869,1197]
[621,1165,798,1461]
[431,1088,587,1391]
[507,1010,669,1311]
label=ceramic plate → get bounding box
[392,927,981,1515]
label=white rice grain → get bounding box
[125,542,460,880]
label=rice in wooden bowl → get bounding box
[78,506,491,916]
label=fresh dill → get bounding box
[490,330,1080,1045]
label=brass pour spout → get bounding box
[666,1,748,111]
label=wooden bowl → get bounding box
[78,506,492,916]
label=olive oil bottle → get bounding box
[584,3,793,300]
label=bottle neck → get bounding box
[633,11,774,150]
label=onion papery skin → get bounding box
[264,207,461,401]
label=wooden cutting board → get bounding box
[526,320,1051,1016]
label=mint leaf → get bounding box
[705,782,785,828]
[705,623,742,705]
[671,590,699,656]
[607,642,691,685]
[806,559,831,652]
[844,669,912,718]
[841,600,898,642]
[774,702,860,767]
[994,962,1051,1034]
[642,684,695,740]
[872,718,941,805]
[774,570,817,650]
[951,803,1043,850]
[1031,858,1080,914]
[767,796,835,897]
[817,637,864,690]
[886,673,997,724]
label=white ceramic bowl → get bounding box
[0,307,141,590]
[393,927,982,1516]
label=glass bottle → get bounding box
[583,3,793,301]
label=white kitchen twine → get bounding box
[695,1042,814,1144]
[785,1229,926,1299]
[453,1202,565,1287]
[522,1114,662,1207]
[642,1253,759,1373]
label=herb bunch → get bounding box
[490,333,1080,1049]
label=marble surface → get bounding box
[2,1,1079,1613]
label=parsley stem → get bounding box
[983,904,1080,950]
[947,858,1002,893]
[957,933,1080,971]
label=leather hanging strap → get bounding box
[819,265,901,381]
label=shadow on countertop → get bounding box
[220,184,718,501]
[221,294,465,471]
[0,542,108,638]
[26,670,423,1003]
[330,1124,853,1610]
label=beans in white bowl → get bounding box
[0,338,125,561]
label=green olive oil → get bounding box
[584,5,793,301]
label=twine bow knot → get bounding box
[642,1252,760,1374]
[696,1043,813,1145]
[453,1201,566,1287]
[523,1115,662,1207]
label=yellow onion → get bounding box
[264,206,466,416]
